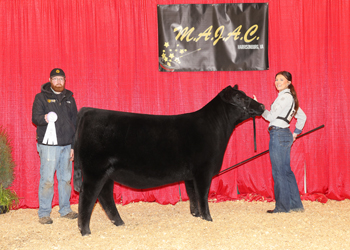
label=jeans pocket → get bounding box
[46,146,56,162]
[38,144,57,162]
[277,132,292,148]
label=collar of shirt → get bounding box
[278,88,291,96]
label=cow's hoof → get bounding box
[80,228,91,236]
[201,215,213,222]
[112,219,125,227]
[191,212,200,217]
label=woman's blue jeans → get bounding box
[269,128,304,212]
[37,144,73,218]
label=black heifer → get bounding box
[73,85,265,235]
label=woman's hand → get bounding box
[293,133,298,141]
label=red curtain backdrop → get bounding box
[1,0,349,209]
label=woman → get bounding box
[254,71,307,213]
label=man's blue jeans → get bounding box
[269,128,304,212]
[37,144,73,218]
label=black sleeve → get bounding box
[71,97,78,128]
[70,97,78,148]
[32,94,47,126]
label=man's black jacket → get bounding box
[32,82,77,147]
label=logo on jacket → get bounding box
[47,99,56,103]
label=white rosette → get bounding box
[42,111,58,145]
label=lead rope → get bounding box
[253,116,257,151]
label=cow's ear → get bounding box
[233,85,238,90]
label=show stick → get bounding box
[217,125,325,176]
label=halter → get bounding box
[220,91,258,151]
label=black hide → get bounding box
[74,85,265,235]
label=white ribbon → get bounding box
[42,112,58,145]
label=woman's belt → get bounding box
[268,126,279,131]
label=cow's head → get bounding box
[220,85,265,119]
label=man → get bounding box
[32,68,78,224]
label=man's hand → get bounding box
[70,149,74,161]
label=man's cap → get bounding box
[50,68,65,78]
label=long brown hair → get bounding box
[275,71,299,112]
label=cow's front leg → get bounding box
[184,180,200,217]
[78,178,104,236]
[193,174,213,221]
[98,179,125,226]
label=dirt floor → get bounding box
[1,199,350,250]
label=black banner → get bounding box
[158,3,269,72]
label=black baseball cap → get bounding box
[50,68,65,77]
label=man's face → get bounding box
[50,76,66,92]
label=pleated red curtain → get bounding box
[0,0,349,209]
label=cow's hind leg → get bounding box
[193,174,213,221]
[98,179,124,226]
[184,180,200,217]
[78,177,105,236]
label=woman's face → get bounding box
[275,74,290,92]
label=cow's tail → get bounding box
[73,108,86,193]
